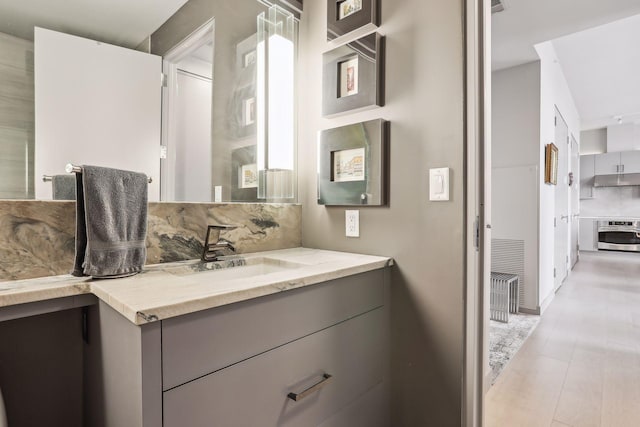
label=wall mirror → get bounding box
[0,0,299,203]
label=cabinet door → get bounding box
[580,155,595,199]
[578,219,596,251]
[163,308,386,427]
[162,270,384,390]
[620,150,640,174]
[594,152,621,175]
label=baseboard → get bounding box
[539,291,555,314]
[518,306,540,315]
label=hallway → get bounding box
[486,251,640,427]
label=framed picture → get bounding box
[231,146,259,201]
[318,119,390,206]
[327,0,380,41]
[322,33,385,117]
[339,56,359,97]
[243,50,257,68]
[545,143,558,185]
[240,163,258,188]
[243,97,256,126]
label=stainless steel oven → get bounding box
[597,220,640,252]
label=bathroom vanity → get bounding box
[0,248,391,427]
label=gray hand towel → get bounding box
[72,165,148,278]
[51,175,77,200]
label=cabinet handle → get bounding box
[287,373,333,402]
[622,164,625,173]
[616,165,620,173]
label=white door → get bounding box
[569,134,579,269]
[34,27,161,201]
[554,108,569,290]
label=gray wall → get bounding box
[298,0,466,425]
[492,61,541,168]
[0,32,34,199]
[580,128,607,155]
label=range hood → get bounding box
[593,173,640,188]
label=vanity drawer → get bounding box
[161,269,385,390]
[163,307,386,427]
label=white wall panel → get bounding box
[34,27,161,200]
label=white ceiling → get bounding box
[552,14,640,130]
[492,0,640,71]
[0,0,189,48]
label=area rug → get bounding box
[489,313,540,385]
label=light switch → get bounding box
[345,210,360,237]
[429,168,450,201]
[214,186,222,202]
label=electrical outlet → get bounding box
[345,210,359,237]
[214,186,222,202]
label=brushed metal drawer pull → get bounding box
[287,373,333,402]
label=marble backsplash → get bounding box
[0,201,301,281]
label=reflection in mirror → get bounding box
[161,20,215,202]
[0,0,298,203]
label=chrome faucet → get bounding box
[202,224,237,262]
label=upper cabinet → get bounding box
[594,152,621,175]
[594,150,640,175]
[623,151,640,174]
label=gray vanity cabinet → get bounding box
[86,269,390,427]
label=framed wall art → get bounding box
[545,143,558,185]
[231,145,259,201]
[327,0,380,41]
[318,119,389,206]
[322,32,385,117]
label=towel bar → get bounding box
[65,163,153,184]
[42,175,53,182]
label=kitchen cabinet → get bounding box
[594,151,640,175]
[580,155,595,199]
[84,269,390,427]
[579,218,597,252]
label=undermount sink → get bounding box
[159,257,305,281]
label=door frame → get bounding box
[463,0,490,426]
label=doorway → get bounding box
[161,20,215,202]
[569,133,580,269]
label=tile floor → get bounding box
[486,250,640,427]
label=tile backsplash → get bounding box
[581,186,640,217]
[0,201,301,281]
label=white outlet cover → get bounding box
[345,210,360,237]
[214,186,222,202]
[429,167,450,201]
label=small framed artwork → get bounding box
[235,34,257,71]
[327,0,380,41]
[240,163,258,189]
[243,97,256,126]
[322,33,385,117]
[243,50,257,68]
[318,119,390,206]
[231,145,259,201]
[339,56,359,98]
[545,143,558,185]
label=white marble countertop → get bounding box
[0,248,393,325]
